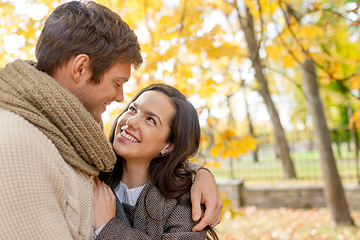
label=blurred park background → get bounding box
[1,0,360,238]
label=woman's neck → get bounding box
[121,160,150,189]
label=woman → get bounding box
[94,83,218,239]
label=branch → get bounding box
[278,0,360,83]
[173,0,189,74]
[266,66,303,93]
[307,2,360,26]
[144,0,155,50]
[256,0,266,54]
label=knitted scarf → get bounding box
[0,59,116,176]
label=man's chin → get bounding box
[96,116,102,124]
[92,113,102,124]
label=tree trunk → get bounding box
[242,82,258,163]
[301,59,354,226]
[237,5,296,178]
[348,107,360,184]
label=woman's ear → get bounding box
[160,143,173,155]
[71,54,90,83]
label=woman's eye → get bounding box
[148,118,156,125]
[128,106,136,112]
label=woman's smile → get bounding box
[118,129,140,143]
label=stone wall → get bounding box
[216,179,244,208]
[217,180,360,210]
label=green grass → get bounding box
[209,148,360,186]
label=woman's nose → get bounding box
[126,115,139,129]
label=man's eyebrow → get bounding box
[116,77,129,82]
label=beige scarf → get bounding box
[0,59,116,176]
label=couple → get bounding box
[0,1,221,239]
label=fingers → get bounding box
[192,201,215,231]
[93,177,116,229]
[93,177,114,200]
[192,198,223,231]
[210,199,223,227]
[93,177,100,196]
[191,191,202,222]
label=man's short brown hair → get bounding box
[35,1,143,83]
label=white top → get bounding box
[114,181,146,206]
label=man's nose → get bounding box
[114,89,124,103]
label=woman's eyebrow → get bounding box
[132,102,162,125]
[145,110,162,126]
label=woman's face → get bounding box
[113,90,175,162]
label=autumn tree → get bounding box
[230,0,297,179]
[266,0,359,225]
[301,59,354,225]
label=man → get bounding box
[0,1,222,239]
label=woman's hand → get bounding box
[93,177,116,229]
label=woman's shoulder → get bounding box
[142,183,177,208]
[133,183,206,239]
[140,183,192,219]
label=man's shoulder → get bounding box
[0,109,59,157]
[0,108,32,125]
[0,109,43,138]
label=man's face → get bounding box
[74,61,131,122]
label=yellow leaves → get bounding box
[0,3,15,17]
[209,141,225,157]
[328,0,345,6]
[207,116,220,126]
[219,129,235,141]
[350,75,360,91]
[0,1,51,61]
[266,41,306,69]
[209,128,258,160]
[205,160,222,168]
[209,0,233,15]
[244,0,280,18]
[209,42,242,60]
[242,135,258,150]
[162,45,178,60]
[103,121,112,138]
[198,78,218,98]
[349,110,360,130]
[298,25,324,40]
[266,45,282,60]
[256,0,279,15]
[35,0,55,8]
[282,54,297,68]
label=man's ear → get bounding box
[71,54,90,83]
[161,143,174,155]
